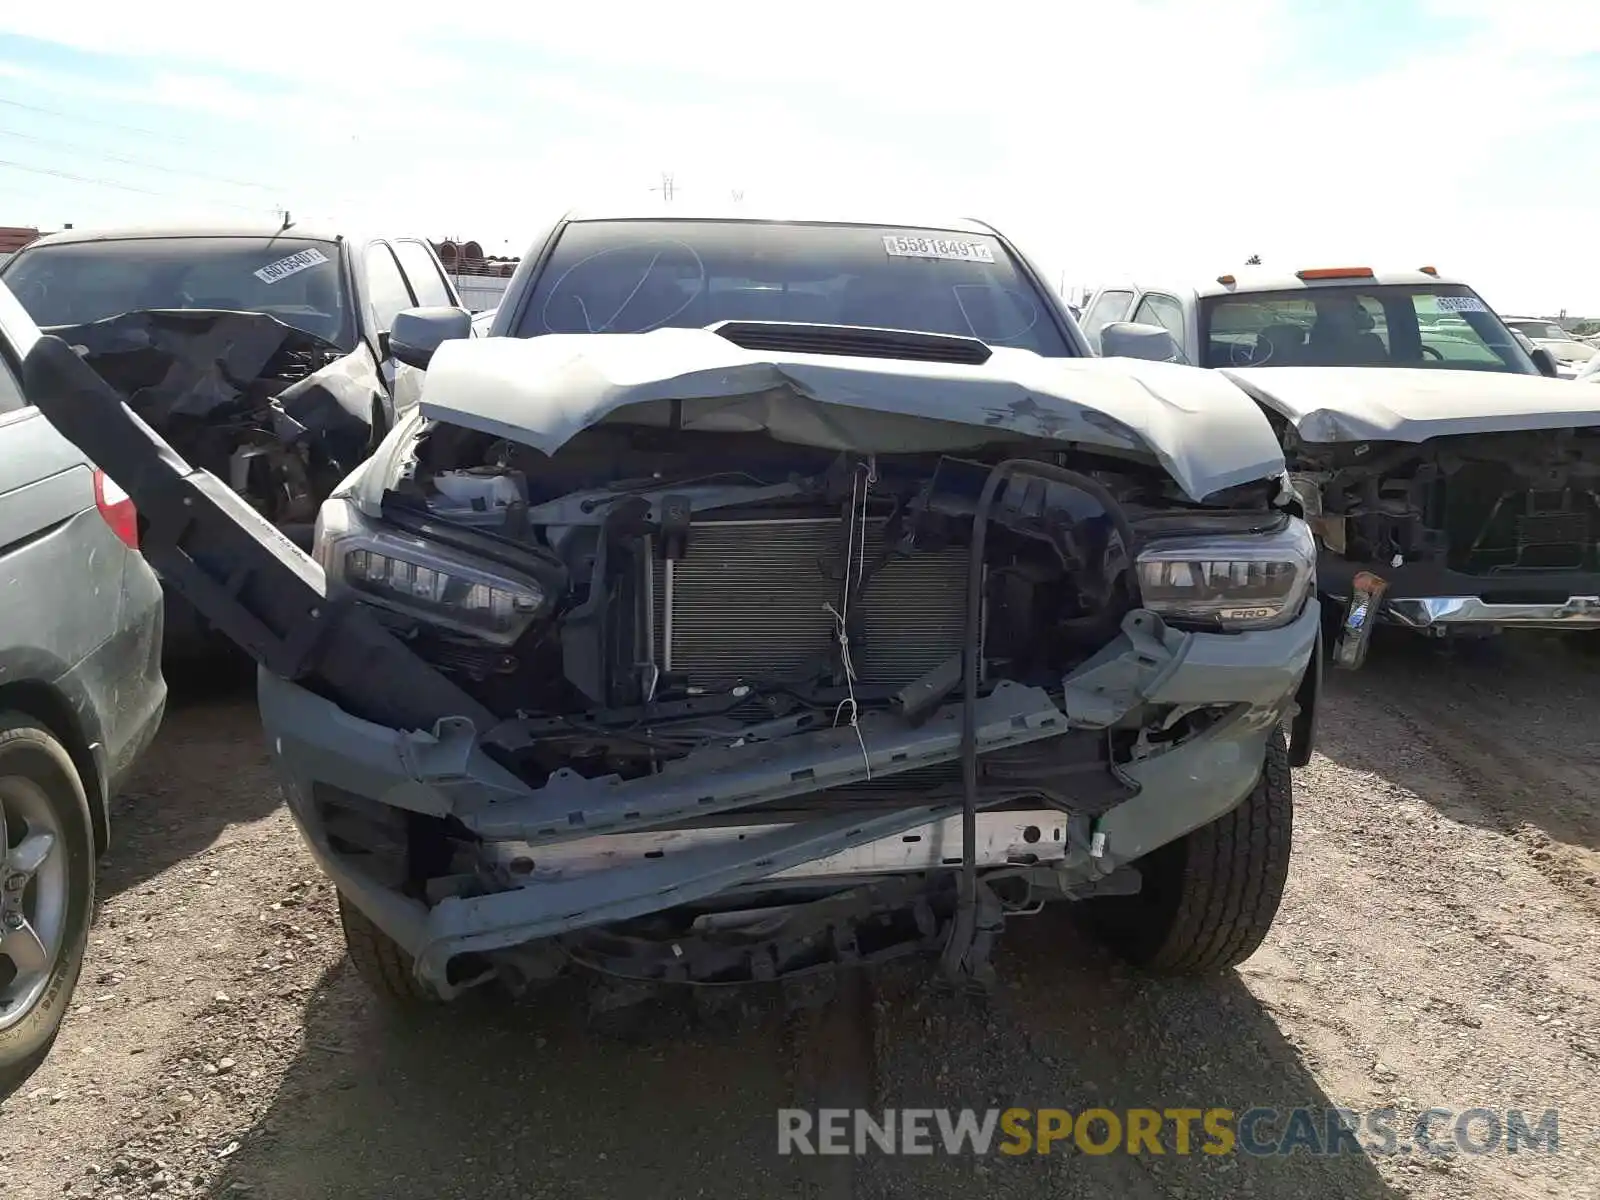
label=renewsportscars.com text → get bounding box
[777,1107,1560,1158]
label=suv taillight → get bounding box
[93,468,139,549]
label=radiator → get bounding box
[1463,486,1599,573]
[649,517,974,687]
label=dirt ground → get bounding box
[2,634,1597,1200]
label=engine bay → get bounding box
[355,420,1267,794]
[1289,428,1600,575]
[55,308,382,529]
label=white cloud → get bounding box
[0,3,444,83]
[3,0,1265,89]
[1420,0,1600,57]
[2,0,1597,308]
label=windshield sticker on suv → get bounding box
[1436,295,1488,313]
[254,247,330,285]
[883,234,996,264]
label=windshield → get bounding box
[1200,284,1538,374]
[0,236,353,348]
[1504,319,1572,342]
[515,219,1073,355]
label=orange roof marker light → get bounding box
[1418,265,1439,276]
[1216,274,1237,286]
[1296,267,1375,281]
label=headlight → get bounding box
[316,500,551,644]
[1135,519,1316,631]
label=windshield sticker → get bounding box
[1436,295,1488,313]
[253,247,330,285]
[883,234,996,264]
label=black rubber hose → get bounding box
[942,459,1141,981]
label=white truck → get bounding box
[1080,266,1600,667]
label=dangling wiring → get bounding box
[938,459,1141,987]
[824,456,878,779]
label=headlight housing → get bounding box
[316,500,552,645]
[1135,519,1316,631]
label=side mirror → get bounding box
[1099,321,1184,364]
[389,306,473,369]
[1529,346,1560,378]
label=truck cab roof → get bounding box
[1101,267,1470,303]
[21,224,374,249]
[554,202,1005,237]
[1080,268,1543,376]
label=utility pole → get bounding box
[649,171,676,203]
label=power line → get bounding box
[0,158,277,215]
[0,95,191,147]
[0,125,275,193]
[0,157,165,197]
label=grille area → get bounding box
[1457,486,1600,573]
[651,517,973,686]
[1515,507,1591,570]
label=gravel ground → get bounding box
[1,634,1597,1199]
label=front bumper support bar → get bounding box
[483,809,1074,883]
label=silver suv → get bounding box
[0,282,167,1097]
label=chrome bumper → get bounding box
[1385,595,1600,630]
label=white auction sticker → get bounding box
[883,234,995,264]
[254,247,330,285]
[1435,294,1488,313]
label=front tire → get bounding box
[1081,728,1293,974]
[0,714,97,1100]
[336,890,442,1009]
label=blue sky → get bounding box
[1,0,1597,311]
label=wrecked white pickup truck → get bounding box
[0,226,467,653]
[23,209,1322,1010]
[1082,268,1600,666]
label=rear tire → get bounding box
[336,890,442,1009]
[0,715,96,1100]
[1080,728,1292,974]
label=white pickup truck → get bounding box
[1499,316,1597,379]
[1079,266,1600,666]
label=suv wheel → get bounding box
[1081,728,1292,974]
[0,714,96,1098]
[336,890,442,1008]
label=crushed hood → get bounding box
[50,308,382,451]
[1223,365,1600,444]
[418,328,1284,502]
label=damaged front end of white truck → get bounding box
[25,321,1321,1007]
